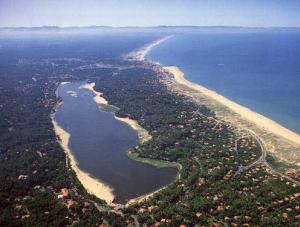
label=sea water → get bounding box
[147,29,300,134]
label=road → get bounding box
[234,129,299,185]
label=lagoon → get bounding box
[54,81,177,203]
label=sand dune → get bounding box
[164,66,300,146]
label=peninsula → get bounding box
[1,28,299,226]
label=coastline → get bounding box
[84,82,183,205]
[54,81,180,205]
[131,35,300,166]
[81,82,152,144]
[125,35,173,61]
[115,117,152,143]
[51,35,300,208]
[164,66,300,146]
[51,85,115,205]
[125,152,182,206]
[80,82,108,105]
[162,66,300,166]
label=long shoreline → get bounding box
[133,36,300,166]
[51,84,115,205]
[52,35,300,208]
[164,66,300,146]
[137,37,300,146]
[54,81,171,205]
[82,82,182,205]
[81,82,152,144]
[125,35,173,61]
[80,82,108,105]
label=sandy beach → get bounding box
[125,35,173,61]
[81,82,152,143]
[51,87,115,205]
[164,66,300,146]
[82,82,152,143]
[115,117,152,143]
[130,36,299,166]
[52,82,155,204]
[80,82,108,105]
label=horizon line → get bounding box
[1,25,300,29]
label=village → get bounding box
[0,54,299,226]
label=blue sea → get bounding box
[146,29,300,134]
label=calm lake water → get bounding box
[147,29,300,134]
[54,81,177,203]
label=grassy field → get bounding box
[266,154,300,173]
[99,104,119,113]
[127,150,181,171]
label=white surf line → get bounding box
[164,66,300,147]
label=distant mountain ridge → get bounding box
[1,25,300,30]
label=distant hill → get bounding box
[1,25,300,31]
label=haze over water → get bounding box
[147,29,300,134]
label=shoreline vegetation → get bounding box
[162,66,300,167]
[53,81,179,205]
[84,82,182,205]
[164,66,300,147]
[126,150,182,205]
[51,35,300,208]
[4,31,299,225]
[130,35,300,168]
[51,85,115,205]
[80,82,108,105]
[115,117,152,144]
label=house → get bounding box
[61,188,69,197]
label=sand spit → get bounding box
[163,66,300,166]
[133,35,299,166]
[125,35,173,61]
[51,87,114,205]
[67,90,78,97]
[115,117,152,143]
[80,82,108,105]
[82,82,152,144]
[126,184,168,206]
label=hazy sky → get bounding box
[1,0,300,27]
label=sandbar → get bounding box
[125,35,173,61]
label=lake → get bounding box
[54,81,177,203]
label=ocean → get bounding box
[146,29,300,134]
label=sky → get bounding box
[0,0,300,28]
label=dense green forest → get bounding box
[0,58,126,226]
[93,62,300,226]
[0,52,299,226]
